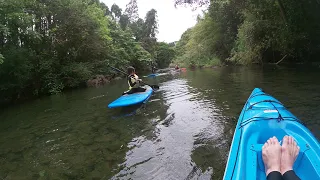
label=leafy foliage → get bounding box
[175,0,320,65]
[174,0,209,7]
[124,0,139,23]
[155,42,175,68]
[111,4,122,20]
[0,54,4,64]
[144,9,158,39]
[0,0,174,105]
[174,14,222,67]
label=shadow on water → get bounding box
[110,104,146,119]
[0,66,319,179]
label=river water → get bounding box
[0,66,319,179]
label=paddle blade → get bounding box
[150,85,159,90]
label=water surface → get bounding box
[0,66,319,179]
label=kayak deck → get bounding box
[108,86,153,108]
[224,88,320,180]
[144,73,159,78]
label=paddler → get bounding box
[175,65,180,70]
[125,66,146,94]
[151,62,157,73]
[151,65,156,73]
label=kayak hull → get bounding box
[224,88,320,180]
[146,73,158,77]
[108,86,153,108]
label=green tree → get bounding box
[141,9,158,56]
[174,0,320,65]
[111,4,122,20]
[98,2,110,16]
[174,0,209,7]
[0,0,177,105]
[155,42,176,68]
[119,14,130,30]
[0,0,156,105]
[144,9,158,38]
[130,18,145,41]
[175,28,193,56]
[124,0,139,23]
[108,20,151,70]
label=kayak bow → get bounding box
[108,85,153,108]
[224,88,320,180]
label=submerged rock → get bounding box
[113,77,122,80]
[87,75,110,87]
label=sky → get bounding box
[101,0,206,42]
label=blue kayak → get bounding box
[146,73,158,78]
[224,88,320,180]
[108,86,153,108]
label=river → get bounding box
[0,66,319,179]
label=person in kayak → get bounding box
[151,65,156,73]
[262,136,301,180]
[175,65,179,70]
[125,66,146,94]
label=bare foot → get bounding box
[280,136,300,175]
[262,136,281,176]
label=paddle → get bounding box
[108,65,160,90]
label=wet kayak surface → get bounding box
[0,66,319,179]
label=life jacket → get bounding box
[128,74,139,89]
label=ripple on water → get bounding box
[1,67,319,180]
[112,79,228,179]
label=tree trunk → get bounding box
[276,0,288,24]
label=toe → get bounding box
[274,137,280,145]
[271,137,276,144]
[289,136,293,145]
[296,146,300,155]
[293,140,297,147]
[283,136,289,145]
[262,144,266,149]
[263,139,269,148]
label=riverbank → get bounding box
[0,73,123,108]
[3,62,320,108]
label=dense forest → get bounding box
[174,0,320,67]
[0,0,175,105]
[3,0,320,105]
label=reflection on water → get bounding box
[0,66,319,179]
[112,79,228,179]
